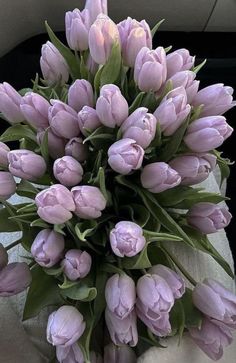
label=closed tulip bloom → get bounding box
[20,92,50,129]
[65,9,90,51]
[61,249,92,281]
[78,106,101,135]
[53,156,83,187]
[35,184,75,224]
[141,162,181,193]
[187,202,232,234]
[56,343,84,363]
[49,100,80,139]
[108,138,144,175]
[0,82,24,123]
[47,306,85,347]
[85,0,108,25]
[0,243,8,270]
[96,84,129,128]
[0,142,10,166]
[37,128,66,160]
[40,41,69,85]
[104,343,136,363]
[166,48,195,78]
[72,185,106,219]
[31,229,65,268]
[192,83,236,117]
[0,262,32,297]
[105,274,136,319]
[121,107,157,149]
[169,71,199,103]
[65,137,88,162]
[169,154,217,186]
[68,79,94,112]
[89,15,120,65]
[184,116,233,152]
[0,171,16,199]
[118,17,152,67]
[105,308,138,347]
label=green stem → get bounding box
[6,240,21,251]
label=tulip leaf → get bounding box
[151,19,165,37]
[31,218,50,229]
[144,231,182,242]
[17,203,37,214]
[19,88,33,96]
[0,124,37,143]
[193,59,207,74]
[170,299,185,340]
[16,179,38,199]
[75,220,98,242]
[213,150,233,187]
[129,92,145,114]
[121,246,152,270]
[100,42,122,86]
[40,128,49,163]
[119,204,150,227]
[174,192,227,209]
[20,226,41,252]
[0,206,21,232]
[43,266,63,277]
[61,283,97,302]
[181,288,203,329]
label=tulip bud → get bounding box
[37,128,66,160]
[71,185,106,219]
[40,41,69,85]
[192,83,236,117]
[108,138,144,175]
[169,154,217,186]
[20,92,50,129]
[105,308,138,347]
[61,249,92,281]
[169,71,199,103]
[110,221,146,258]
[0,262,32,297]
[65,137,88,163]
[0,142,10,167]
[65,9,90,51]
[187,202,232,234]
[35,184,75,224]
[104,343,136,363]
[121,107,157,149]
[96,84,129,128]
[0,171,16,199]
[56,343,84,363]
[0,243,8,270]
[68,79,94,112]
[85,0,108,25]
[47,306,85,347]
[90,351,103,363]
[118,17,152,67]
[134,47,167,92]
[166,48,195,78]
[48,100,80,139]
[141,162,181,193]
[53,156,83,187]
[0,82,24,123]
[105,274,136,319]
[89,15,120,65]
[154,87,191,136]
[78,106,101,135]
[31,229,65,268]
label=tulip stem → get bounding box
[6,239,21,251]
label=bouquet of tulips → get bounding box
[0,0,236,362]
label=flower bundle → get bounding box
[0,0,236,362]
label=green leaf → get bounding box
[80,53,89,80]
[129,92,145,114]
[170,300,185,340]
[40,128,49,163]
[0,206,21,232]
[19,88,32,96]
[193,59,207,74]
[144,231,182,242]
[83,126,114,143]
[141,92,159,113]
[100,42,121,86]
[43,266,63,277]
[120,204,150,227]
[0,125,37,143]
[31,219,50,228]
[61,283,97,302]
[174,192,227,209]
[20,226,41,252]
[75,220,98,242]
[95,167,109,202]
[151,19,165,37]
[17,203,37,214]
[213,150,233,187]
[181,288,203,329]
[16,179,38,199]
[122,246,152,270]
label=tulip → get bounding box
[71,185,106,219]
[47,306,85,347]
[78,106,101,135]
[20,92,50,129]
[118,17,152,67]
[187,202,232,234]
[166,48,195,78]
[192,83,236,117]
[89,15,120,65]
[0,262,32,297]
[31,229,65,268]
[68,79,94,112]
[37,128,66,160]
[90,351,103,363]
[0,243,8,270]
[141,162,181,193]
[0,142,10,167]
[35,184,75,224]
[85,0,108,25]
[40,41,69,85]
[65,9,90,51]
[169,154,217,186]
[53,156,83,187]
[105,308,138,347]
[0,171,16,199]
[48,100,80,139]
[154,87,191,136]
[96,84,129,128]
[134,47,167,92]
[0,82,24,123]
[184,116,233,152]
[104,343,136,363]
[86,54,99,75]
[121,107,157,149]
[110,221,146,258]
[168,71,199,103]
[61,249,92,281]
[108,138,144,175]
[56,343,84,363]
[65,137,88,163]
[189,318,233,361]
[105,274,136,319]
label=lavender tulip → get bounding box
[71,185,106,219]
[118,17,152,67]
[86,54,99,75]
[35,184,75,224]
[166,48,195,78]
[37,128,66,160]
[31,229,65,268]
[110,221,146,258]
[78,106,101,135]
[0,82,24,123]
[187,202,232,234]
[53,156,83,187]
[68,79,94,112]
[184,116,233,152]
[169,71,199,103]
[96,84,129,128]
[0,262,32,297]
[108,138,144,175]
[61,249,92,281]
[169,154,217,186]
[47,306,85,347]
[136,303,171,337]
[0,142,10,166]
[65,137,88,162]
[104,343,136,363]
[0,171,16,199]
[65,9,90,51]
[20,92,50,129]
[85,0,108,25]
[121,107,157,149]
[0,243,8,270]
[56,343,84,363]
[105,274,136,319]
